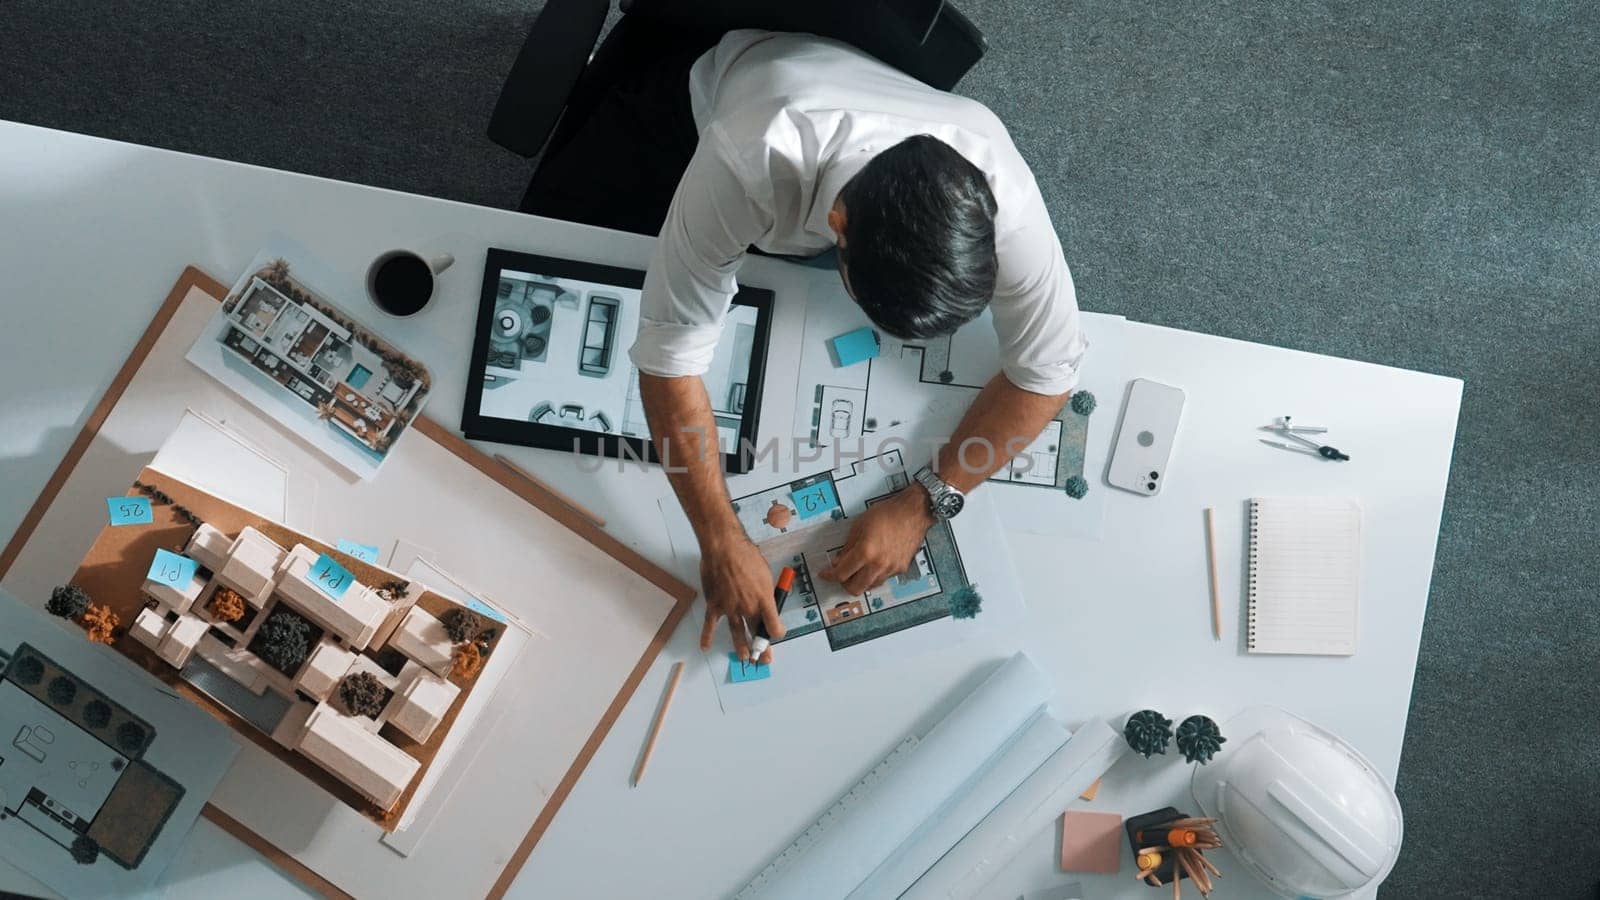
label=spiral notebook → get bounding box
[1247,497,1362,655]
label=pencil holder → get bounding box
[1125,807,1188,887]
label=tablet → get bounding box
[461,249,773,474]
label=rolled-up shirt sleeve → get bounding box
[990,189,1088,396]
[630,124,773,378]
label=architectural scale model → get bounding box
[56,471,503,828]
[0,643,184,869]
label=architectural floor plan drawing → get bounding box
[792,284,1128,538]
[664,449,1024,711]
[733,449,971,652]
[0,588,236,899]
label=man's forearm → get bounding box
[639,373,744,550]
[935,375,1071,491]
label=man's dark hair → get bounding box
[838,135,998,340]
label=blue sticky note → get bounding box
[465,597,508,624]
[107,495,153,526]
[790,481,838,520]
[147,549,198,587]
[728,652,771,683]
[830,327,881,367]
[336,539,382,564]
[307,554,354,600]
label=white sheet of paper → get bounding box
[0,588,239,900]
[791,274,1128,538]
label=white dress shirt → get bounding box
[629,29,1087,396]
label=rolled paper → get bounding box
[903,718,1129,900]
[742,653,1054,900]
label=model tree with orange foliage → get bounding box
[82,603,120,645]
[451,642,483,679]
[208,586,247,623]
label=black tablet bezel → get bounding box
[461,248,773,474]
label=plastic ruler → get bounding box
[733,735,921,899]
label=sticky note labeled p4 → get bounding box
[308,554,354,600]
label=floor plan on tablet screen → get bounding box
[477,266,761,453]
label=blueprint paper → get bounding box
[0,588,238,899]
[849,710,1070,900]
[903,718,1128,900]
[792,274,1128,538]
[662,448,1025,711]
[742,653,1051,900]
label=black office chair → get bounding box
[487,0,987,213]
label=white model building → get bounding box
[134,530,474,814]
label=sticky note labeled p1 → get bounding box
[308,554,354,600]
[147,549,198,587]
[107,495,153,526]
[336,539,381,563]
[728,652,771,683]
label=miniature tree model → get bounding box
[948,585,983,619]
[82,603,120,645]
[1123,709,1174,758]
[48,676,78,705]
[1175,714,1227,764]
[441,608,482,644]
[47,584,91,620]
[451,642,484,679]
[13,655,44,685]
[938,370,955,384]
[251,608,314,675]
[84,699,113,729]
[1063,475,1090,499]
[70,835,100,865]
[208,586,247,623]
[1069,390,1097,416]
[339,671,389,718]
[116,721,147,754]
[375,580,409,602]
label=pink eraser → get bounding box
[1059,810,1124,873]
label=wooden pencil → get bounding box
[1204,507,1222,640]
[630,661,684,787]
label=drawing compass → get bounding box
[1258,416,1350,461]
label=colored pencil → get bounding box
[631,661,684,787]
[1203,507,1222,640]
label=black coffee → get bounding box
[372,253,433,316]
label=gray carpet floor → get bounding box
[3,2,1596,896]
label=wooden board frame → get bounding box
[0,266,697,899]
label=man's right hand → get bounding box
[699,535,785,664]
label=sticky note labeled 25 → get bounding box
[336,539,381,563]
[308,554,355,600]
[107,495,153,526]
[147,549,198,587]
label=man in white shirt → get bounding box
[529,29,1086,665]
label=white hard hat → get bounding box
[1190,707,1403,898]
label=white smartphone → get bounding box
[1106,378,1186,496]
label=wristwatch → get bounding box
[913,466,965,520]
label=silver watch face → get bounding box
[936,491,965,518]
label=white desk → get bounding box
[0,121,1461,899]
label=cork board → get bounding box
[0,267,697,899]
[77,466,505,830]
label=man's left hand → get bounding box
[818,487,935,594]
